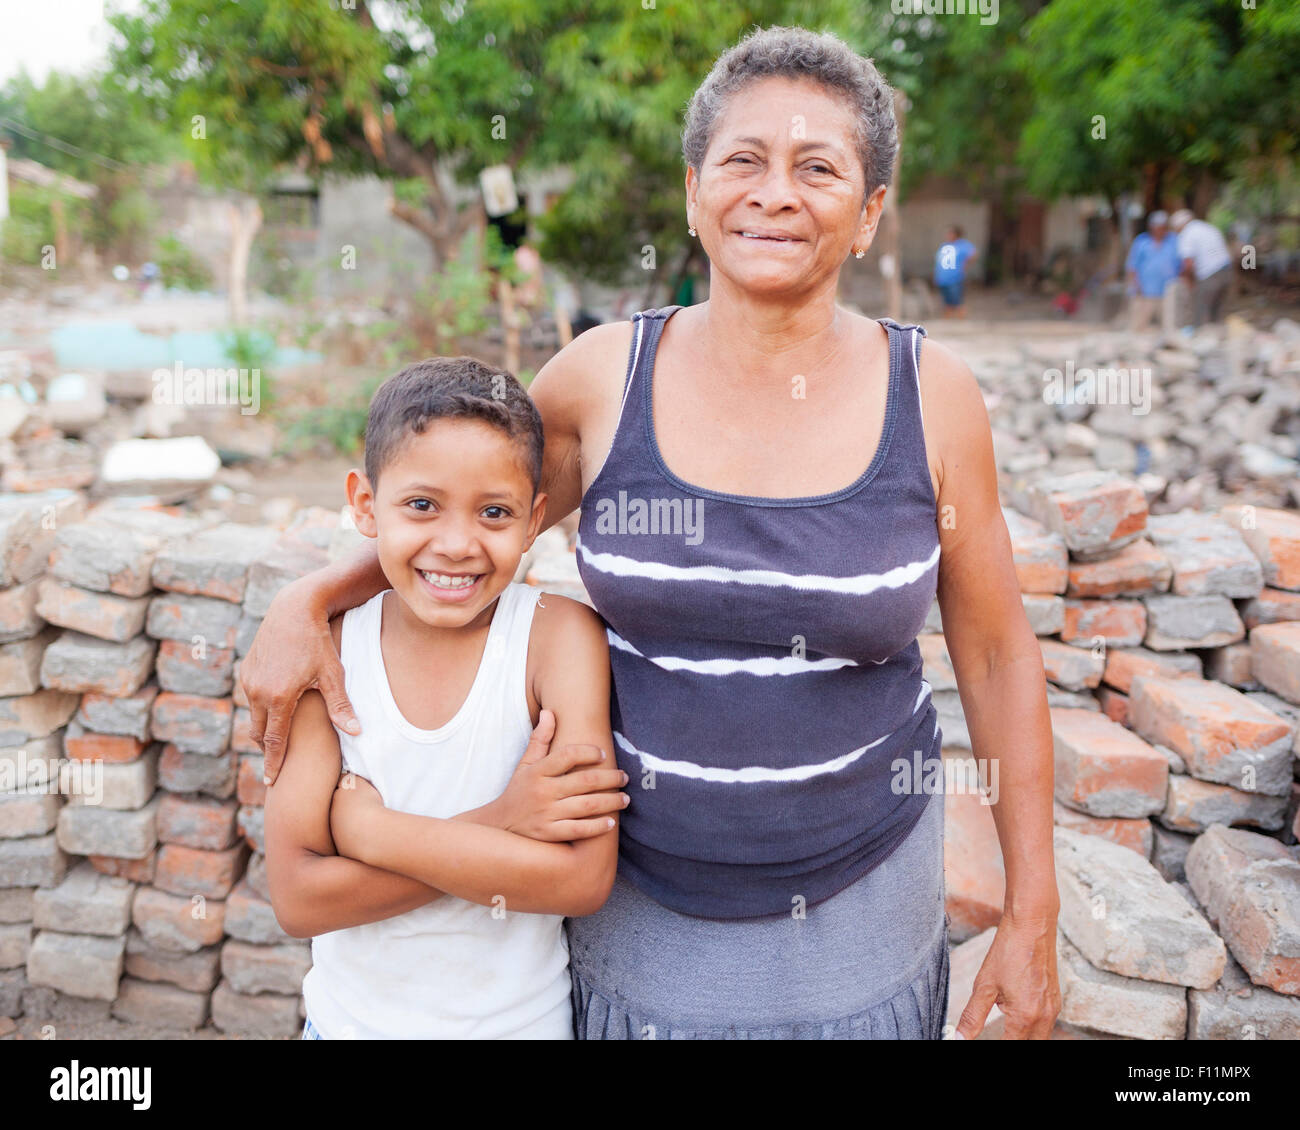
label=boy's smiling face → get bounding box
[348,417,546,631]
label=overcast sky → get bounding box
[0,0,137,84]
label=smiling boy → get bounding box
[263,357,627,1039]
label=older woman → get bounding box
[243,25,1060,1039]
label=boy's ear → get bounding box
[523,491,548,550]
[346,469,379,538]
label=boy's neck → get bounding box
[382,586,502,653]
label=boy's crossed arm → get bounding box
[264,604,624,937]
[328,597,623,918]
[264,602,625,937]
[265,688,447,939]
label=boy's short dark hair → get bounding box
[364,357,543,492]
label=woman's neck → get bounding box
[697,276,852,388]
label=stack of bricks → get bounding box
[0,495,335,1036]
[216,508,333,1037]
[0,490,88,1022]
[938,469,1300,1039]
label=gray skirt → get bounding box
[566,793,949,1039]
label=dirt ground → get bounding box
[4,1013,289,1041]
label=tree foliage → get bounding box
[97,0,1300,286]
[108,0,905,282]
[0,69,180,258]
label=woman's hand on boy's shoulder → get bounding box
[496,594,625,844]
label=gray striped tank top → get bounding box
[576,306,942,918]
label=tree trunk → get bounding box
[499,276,520,377]
[50,196,67,270]
[554,299,573,349]
[387,169,482,270]
[228,197,263,327]
[1140,162,1170,215]
[1192,168,1218,218]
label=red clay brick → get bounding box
[1129,675,1293,796]
[1053,801,1153,858]
[236,755,265,807]
[943,783,1004,943]
[149,693,232,755]
[131,885,225,952]
[230,707,260,755]
[1066,538,1171,598]
[89,852,156,884]
[154,842,250,900]
[35,578,149,643]
[1222,505,1300,592]
[157,794,238,851]
[63,725,146,764]
[1052,706,1168,818]
[1250,621,1300,706]
[1102,646,1202,695]
[1061,600,1147,647]
[1096,686,1128,725]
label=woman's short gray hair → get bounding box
[681,25,898,202]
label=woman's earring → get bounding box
[854,248,865,259]
[688,226,697,237]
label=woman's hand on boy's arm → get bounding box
[482,708,628,842]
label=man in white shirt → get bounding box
[1170,209,1232,327]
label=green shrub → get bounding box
[219,325,276,411]
[156,233,212,290]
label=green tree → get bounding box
[1017,0,1300,212]
[108,0,909,292]
[0,70,179,259]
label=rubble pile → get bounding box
[0,347,273,502]
[932,469,1300,1040]
[983,317,1300,513]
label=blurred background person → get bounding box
[1124,210,1180,333]
[933,225,977,319]
[1171,208,1232,328]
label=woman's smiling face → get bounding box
[686,76,885,296]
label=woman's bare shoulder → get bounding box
[914,331,986,418]
[913,330,993,498]
[530,318,637,407]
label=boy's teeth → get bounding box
[421,571,478,588]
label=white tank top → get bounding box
[301,582,573,1039]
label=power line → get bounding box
[0,116,134,173]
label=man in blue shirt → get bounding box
[933,227,977,318]
[1125,210,1181,332]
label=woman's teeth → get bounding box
[419,571,480,589]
